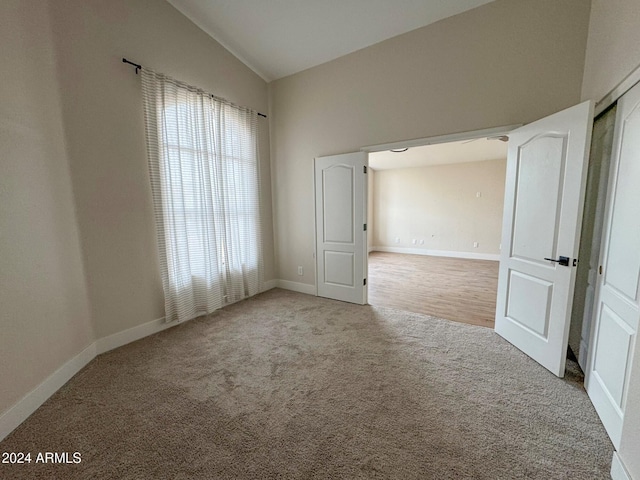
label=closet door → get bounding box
[586,82,640,449]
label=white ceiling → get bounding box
[166,0,496,81]
[369,138,508,171]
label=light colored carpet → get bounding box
[0,289,612,479]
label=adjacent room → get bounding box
[367,138,508,327]
[2,0,640,479]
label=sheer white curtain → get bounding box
[141,69,263,323]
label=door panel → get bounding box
[604,103,640,299]
[592,305,634,406]
[586,82,640,448]
[506,271,553,337]
[323,165,355,243]
[315,152,367,304]
[511,134,567,264]
[324,251,355,286]
[495,101,594,377]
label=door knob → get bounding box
[544,256,570,266]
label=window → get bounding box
[142,70,263,322]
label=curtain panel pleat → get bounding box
[141,69,263,323]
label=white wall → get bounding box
[372,159,506,257]
[270,0,591,286]
[48,0,274,338]
[0,1,93,414]
[582,2,640,478]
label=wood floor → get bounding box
[367,251,499,328]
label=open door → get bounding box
[314,152,367,304]
[495,101,594,377]
[585,82,640,448]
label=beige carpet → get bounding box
[0,289,612,479]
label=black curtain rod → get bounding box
[122,57,267,118]
[122,57,142,73]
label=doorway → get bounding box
[366,137,508,328]
[315,103,594,379]
[568,104,616,371]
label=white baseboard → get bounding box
[95,315,172,355]
[371,246,500,262]
[611,452,631,480]
[0,343,96,442]
[0,283,306,442]
[276,279,316,296]
[262,279,278,291]
[0,315,177,442]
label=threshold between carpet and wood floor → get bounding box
[0,289,612,479]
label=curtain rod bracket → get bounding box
[122,57,141,74]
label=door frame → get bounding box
[341,124,520,306]
[361,125,521,155]
[312,125,521,304]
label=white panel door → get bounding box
[315,152,367,304]
[586,83,640,449]
[495,101,594,377]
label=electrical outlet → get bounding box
[412,239,417,245]
[476,192,482,198]
[419,239,424,245]
[395,237,400,244]
[297,266,303,276]
[473,242,479,248]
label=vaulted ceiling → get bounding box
[166,0,496,81]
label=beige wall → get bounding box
[270,0,591,285]
[581,0,640,102]
[1,0,274,431]
[48,0,274,338]
[372,160,506,256]
[583,1,640,477]
[0,1,93,413]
